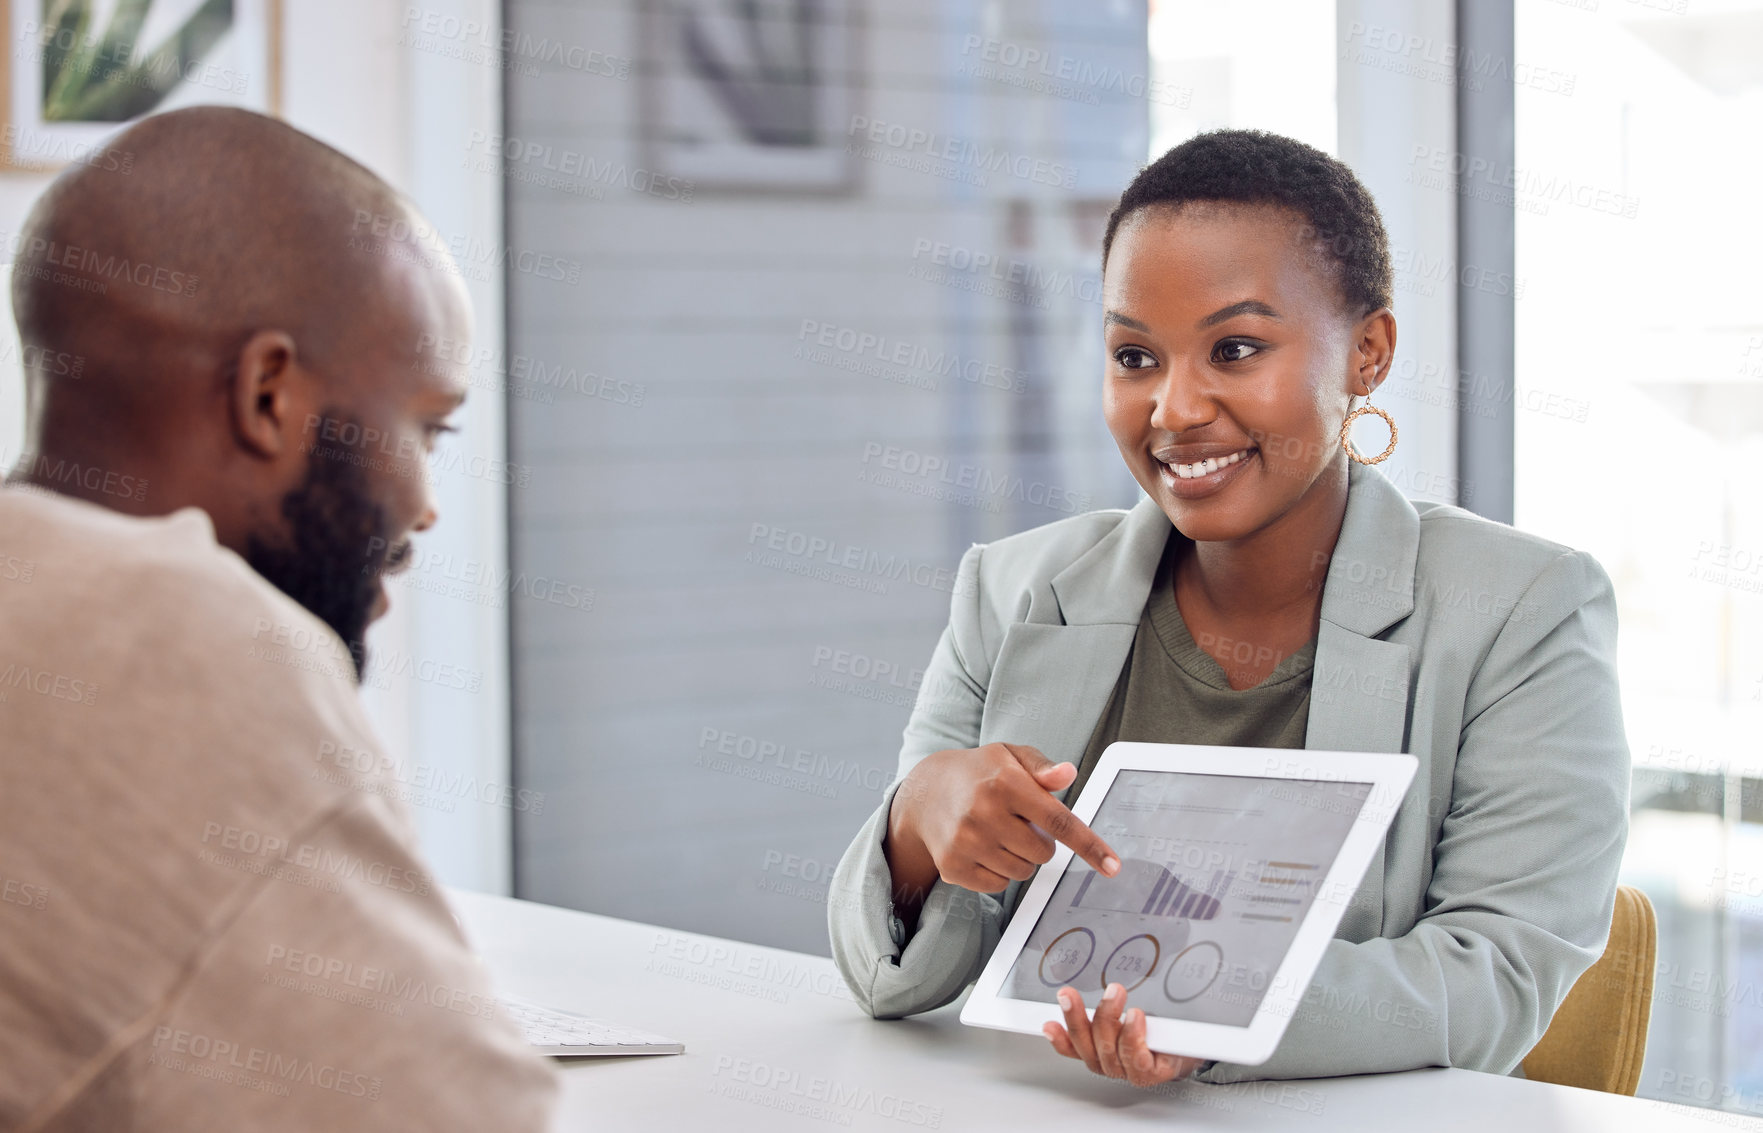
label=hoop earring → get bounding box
[1341,402,1397,465]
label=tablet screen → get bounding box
[1000,770,1373,1026]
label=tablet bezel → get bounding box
[959,742,1418,1065]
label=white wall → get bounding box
[1335,0,1460,507]
[0,191,50,459]
[0,0,512,893]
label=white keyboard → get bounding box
[499,994,685,1057]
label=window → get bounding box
[1516,0,1763,1111]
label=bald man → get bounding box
[0,108,556,1129]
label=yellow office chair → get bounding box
[1522,885,1656,1095]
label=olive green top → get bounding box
[1070,531,1318,800]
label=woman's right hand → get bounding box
[883,742,1121,920]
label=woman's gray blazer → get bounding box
[826,458,1630,1085]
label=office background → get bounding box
[0,0,1758,1116]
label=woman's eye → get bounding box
[1114,346,1157,370]
[1214,339,1261,363]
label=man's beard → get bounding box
[244,418,408,684]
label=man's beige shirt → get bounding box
[0,487,556,1130]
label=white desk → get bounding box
[452,889,1753,1131]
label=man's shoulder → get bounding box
[0,487,345,668]
[3,485,249,596]
[0,487,376,800]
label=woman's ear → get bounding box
[1351,308,1398,396]
[229,330,308,459]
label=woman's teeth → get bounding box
[1168,449,1251,479]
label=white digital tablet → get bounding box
[960,742,1417,1065]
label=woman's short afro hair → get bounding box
[1103,129,1393,316]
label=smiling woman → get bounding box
[1097,156,1397,690]
[827,128,1632,1091]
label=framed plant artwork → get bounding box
[1,0,282,170]
[639,0,859,193]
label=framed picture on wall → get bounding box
[640,0,858,193]
[0,0,283,170]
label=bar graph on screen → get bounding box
[1068,860,1234,922]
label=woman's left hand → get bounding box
[1043,982,1205,1088]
